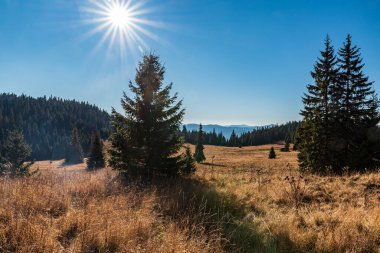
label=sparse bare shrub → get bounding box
[284,175,307,211]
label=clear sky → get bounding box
[0,0,379,125]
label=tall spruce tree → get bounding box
[108,54,185,180]
[194,124,206,163]
[87,132,105,170]
[298,35,339,173]
[298,35,379,174]
[0,130,34,177]
[336,35,379,171]
[65,128,84,164]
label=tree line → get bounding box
[297,35,380,174]
[0,93,110,160]
[181,121,300,147]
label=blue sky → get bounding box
[0,0,379,125]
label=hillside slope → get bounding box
[0,93,110,160]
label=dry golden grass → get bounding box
[191,144,380,253]
[2,146,379,252]
[0,162,224,253]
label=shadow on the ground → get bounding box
[134,175,302,253]
[201,162,227,168]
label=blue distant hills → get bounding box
[182,124,273,138]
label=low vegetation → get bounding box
[193,144,380,252]
[0,163,224,252]
[2,145,379,252]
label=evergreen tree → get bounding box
[336,34,380,171]
[87,132,105,170]
[108,54,185,180]
[268,147,276,159]
[182,125,188,141]
[281,139,290,152]
[181,146,196,175]
[298,35,338,173]
[0,130,34,177]
[298,35,379,173]
[194,124,206,163]
[228,130,239,147]
[65,128,84,164]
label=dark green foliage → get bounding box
[228,130,239,147]
[0,130,34,177]
[108,54,185,180]
[194,124,206,163]
[181,146,196,175]
[65,128,84,164]
[181,121,300,147]
[239,122,300,146]
[0,94,110,160]
[182,126,227,146]
[268,147,276,159]
[281,138,290,152]
[334,35,380,171]
[298,35,379,173]
[87,132,105,170]
[298,35,339,173]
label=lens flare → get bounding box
[80,0,162,58]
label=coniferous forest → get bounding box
[0,93,110,160]
[181,121,300,147]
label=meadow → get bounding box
[0,161,224,252]
[0,145,379,252]
[194,145,380,252]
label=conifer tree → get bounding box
[336,35,380,171]
[228,130,239,147]
[298,35,338,173]
[282,139,290,152]
[0,130,34,177]
[87,132,105,170]
[108,54,185,180]
[217,132,226,146]
[181,146,196,175]
[65,128,84,164]
[194,124,206,163]
[268,147,276,159]
[298,35,379,173]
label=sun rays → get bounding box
[80,0,162,58]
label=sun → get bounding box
[108,4,131,29]
[80,0,162,57]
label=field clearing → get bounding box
[1,145,379,252]
[0,162,224,253]
[192,145,380,252]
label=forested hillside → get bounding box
[239,121,300,146]
[0,94,110,160]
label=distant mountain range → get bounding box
[183,124,273,138]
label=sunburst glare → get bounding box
[80,0,162,58]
